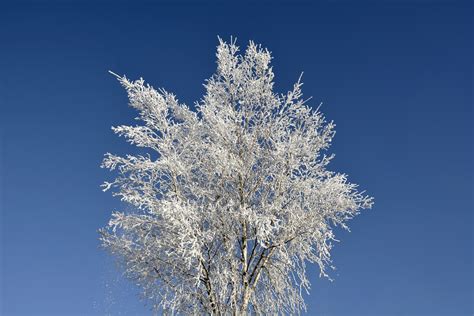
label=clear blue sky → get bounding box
[1,1,472,315]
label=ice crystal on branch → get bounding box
[100,38,373,315]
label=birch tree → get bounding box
[100,38,373,315]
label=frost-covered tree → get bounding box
[100,38,373,315]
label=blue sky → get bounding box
[1,1,472,315]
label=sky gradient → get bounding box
[1,1,472,315]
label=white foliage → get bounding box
[100,38,373,315]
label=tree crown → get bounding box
[101,38,373,315]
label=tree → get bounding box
[100,38,373,315]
